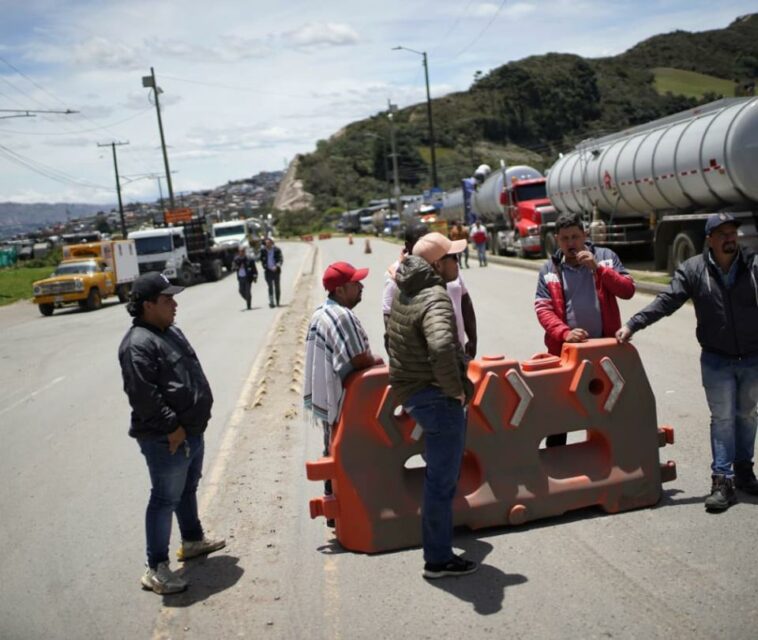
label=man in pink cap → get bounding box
[303,262,382,525]
[386,232,477,579]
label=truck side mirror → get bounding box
[500,190,510,206]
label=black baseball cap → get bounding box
[705,212,741,236]
[130,272,184,301]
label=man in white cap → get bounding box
[386,232,477,579]
[617,213,758,512]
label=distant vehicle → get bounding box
[128,208,236,286]
[32,240,139,316]
[61,231,102,245]
[546,96,758,272]
[211,219,249,252]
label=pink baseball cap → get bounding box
[412,232,467,263]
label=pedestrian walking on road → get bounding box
[383,223,477,360]
[617,213,758,512]
[449,221,470,268]
[470,219,488,266]
[260,237,283,307]
[232,246,258,310]
[387,232,477,579]
[535,212,635,446]
[118,272,225,595]
[303,262,383,526]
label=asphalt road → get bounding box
[2,237,756,639]
[0,243,311,640]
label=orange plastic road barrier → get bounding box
[364,238,372,254]
[306,339,676,553]
[301,234,314,242]
[318,233,332,240]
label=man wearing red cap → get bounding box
[387,232,477,579]
[303,261,382,523]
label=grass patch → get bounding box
[652,67,735,99]
[0,266,55,306]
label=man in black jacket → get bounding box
[617,213,758,512]
[232,246,258,310]
[259,237,283,308]
[118,272,225,594]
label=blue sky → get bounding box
[0,0,755,204]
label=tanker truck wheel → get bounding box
[671,230,699,273]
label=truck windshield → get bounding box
[214,224,246,237]
[54,262,97,275]
[515,183,547,201]
[134,236,173,255]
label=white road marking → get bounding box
[0,376,65,417]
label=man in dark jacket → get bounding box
[260,237,283,308]
[118,272,224,595]
[535,212,635,446]
[617,213,758,512]
[387,232,477,580]
[232,246,258,310]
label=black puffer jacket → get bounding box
[118,319,213,439]
[627,248,758,358]
[387,255,472,405]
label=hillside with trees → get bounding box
[291,13,757,229]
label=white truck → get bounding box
[211,219,250,255]
[128,213,235,286]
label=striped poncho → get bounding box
[303,298,370,426]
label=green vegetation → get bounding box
[0,266,55,306]
[286,14,758,235]
[653,67,736,98]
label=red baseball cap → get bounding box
[322,261,369,292]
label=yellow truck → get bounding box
[32,240,139,316]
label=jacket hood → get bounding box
[395,255,444,296]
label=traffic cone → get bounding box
[348,234,353,245]
[364,238,372,254]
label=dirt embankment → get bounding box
[273,157,314,211]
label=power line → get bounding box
[0,107,152,136]
[453,0,508,58]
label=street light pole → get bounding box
[97,141,129,237]
[392,46,438,189]
[387,102,402,217]
[141,67,175,210]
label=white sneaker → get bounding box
[140,562,188,594]
[177,536,226,561]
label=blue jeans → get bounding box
[404,387,466,564]
[475,242,487,266]
[700,351,758,477]
[139,435,205,568]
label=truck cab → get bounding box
[498,178,555,257]
[32,258,115,316]
[128,228,190,284]
[211,220,250,253]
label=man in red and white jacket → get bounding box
[534,213,635,445]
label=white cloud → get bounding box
[282,22,360,49]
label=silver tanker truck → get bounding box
[546,97,758,272]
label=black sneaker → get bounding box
[704,475,737,512]
[423,554,478,579]
[734,461,758,495]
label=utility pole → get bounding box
[142,67,175,210]
[387,101,402,217]
[392,47,438,189]
[97,141,129,237]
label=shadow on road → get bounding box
[425,537,527,615]
[161,555,244,607]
